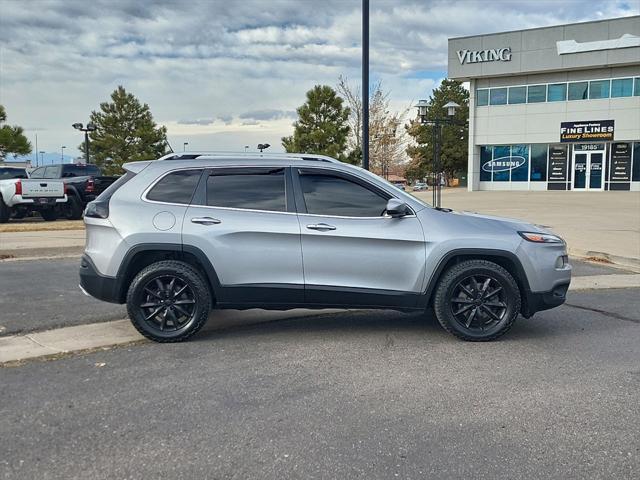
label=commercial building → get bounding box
[448,16,640,191]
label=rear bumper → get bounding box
[9,194,67,207]
[79,254,123,304]
[522,282,570,318]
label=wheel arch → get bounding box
[115,244,221,304]
[421,248,531,313]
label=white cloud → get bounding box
[0,0,637,156]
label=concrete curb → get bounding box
[569,248,640,271]
[2,276,639,365]
[0,245,84,260]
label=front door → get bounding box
[293,168,426,308]
[182,167,304,305]
[572,147,605,191]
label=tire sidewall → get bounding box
[436,263,520,341]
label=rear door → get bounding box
[182,166,304,306]
[293,167,426,308]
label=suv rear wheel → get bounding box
[126,260,212,342]
[433,259,521,341]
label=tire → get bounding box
[64,195,84,220]
[40,208,58,221]
[12,210,26,219]
[0,197,10,223]
[433,259,521,342]
[126,260,212,343]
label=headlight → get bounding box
[518,231,564,244]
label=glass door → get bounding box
[588,152,604,190]
[573,153,587,190]
[572,150,605,191]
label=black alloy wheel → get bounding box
[139,275,197,333]
[450,275,507,332]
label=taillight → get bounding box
[64,183,69,194]
[15,180,22,195]
[86,178,95,193]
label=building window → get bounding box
[508,86,526,104]
[492,146,511,181]
[480,146,492,181]
[476,89,489,106]
[634,78,640,96]
[530,144,548,181]
[589,80,610,99]
[633,143,640,182]
[489,88,507,105]
[568,82,588,100]
[547,83,567,102]
[527,85,546,103]
[611,78,634,98]
[510,145,529,181]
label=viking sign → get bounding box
[482,156,526,173]
[457,47,511,64]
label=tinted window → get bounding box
[480,146,492,181]
[95,172,134,202]
[508,86,526,104]
[510,144,529,181]
[633,142,640,182]
[492,146,510,182]
[489,88,507,105]
[589,80,610,99]
[635,78,640,96]
[611,78,633,98]
[476,89,489,106]
[30,167,45,179]
[62,165,101,177]
[43,166,58,178]
[530,144,548,181]
[568,82,588,100]
[527,85,546,103]
[300,173,388,217]
[147,169,201,204]
[206,169,285,212]
[547,83,567,102]
[0,167,27,179]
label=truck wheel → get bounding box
[40,208,58,222]
[0,198,10,223]
[433,259,521,342]
[64,195,84,220]
[126,260,212,343]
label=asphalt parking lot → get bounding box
[1,258,639,479]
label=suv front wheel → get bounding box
[433,259,521,341]
[126,260,212,342]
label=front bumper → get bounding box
[79,254,123,304]
[522,282,570,318]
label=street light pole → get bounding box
[362,0,369,171]
[72,122,97,164]
[61,146,66,161]
[183,142,189,152]
[415,100,461,208]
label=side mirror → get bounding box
[386,198,410,218]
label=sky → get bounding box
[0,0,638,162]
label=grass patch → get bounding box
[0,220,85,233]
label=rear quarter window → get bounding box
[146,169,202,204]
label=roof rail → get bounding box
[156,151,340,163]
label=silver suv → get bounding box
[79,153,571,343]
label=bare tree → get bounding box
[338,76,411,178]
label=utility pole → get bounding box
[362,0,369,170]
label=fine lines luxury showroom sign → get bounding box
[560,120,615,142]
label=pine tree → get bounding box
[282,85,350,161]
[83,86,168,174]
[0,105,32,160]
[406,79,469,183]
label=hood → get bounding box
[444,208,553,234]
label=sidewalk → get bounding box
[416,190,640,268]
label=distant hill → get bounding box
[2,152,78,166]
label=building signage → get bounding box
[610,143,632,190]
[547,145,568,190]
[457,47,511,64]
[481,156,526,173]
[560,120,614,142]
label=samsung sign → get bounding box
[457,47,512,64]
[482,156,526,173]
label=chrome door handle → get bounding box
[306,223,336,231]
[191,217,221,225]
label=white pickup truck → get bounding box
[0,165,67,222]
